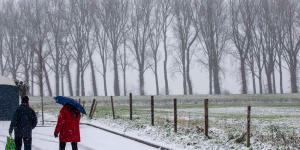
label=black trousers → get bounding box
[59,142,78,150]
[15,137,32,150]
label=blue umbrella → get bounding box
[54,96,86,114]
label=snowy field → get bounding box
[5,95,299,149]
[0,121,158,150]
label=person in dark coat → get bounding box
[9,96,38,150]
[54,104,81,150]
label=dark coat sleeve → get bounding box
[31,108,38,129]
[9,108,19,134]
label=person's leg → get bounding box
[23,137,32,150]
[14,136,22,150]
[71,142,78,150]
[59,142,66,150]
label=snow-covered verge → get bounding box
[42,105,300,150]
[80,117,275,150]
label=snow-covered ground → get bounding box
[0,121,157,150]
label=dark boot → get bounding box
[59,142,66,150]
[14,136,22,150]
[23,137,32,150]
[71,142,78,150]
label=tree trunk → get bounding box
[186,50,193,95]
[37,47,43,97]
[209,59,213,95]
[154,56,159,95]
[182,54,187,95]
[163,33,169,95]
[61,73,65,96]
[123,42,127,96]
[251,65,256,94]
[66,60,73,96]
[123,68,126,96]
[76,60,80,96]
[240,58,247,94]
[213,62,221,94]
[55,64,59,96]
[24,64,30,93]
[139,66,145,95]
[278,56,283,94]
[30,52,34,96]
[265,69,273,94]
[258,69,263,94]
[103,70,108,96]
[55,48,60,96]
[81,68,85,96]
[113,48,120,96]
[37,46,44,125]
[12,69,17,81]
[88,50,98,96]
[43,62,52,96]
[290,58,298,93]
[272,70,276,94]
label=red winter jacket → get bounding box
[54,105,81,142]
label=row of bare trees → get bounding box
[0,0,299,96]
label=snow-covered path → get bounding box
[0,122,157,150]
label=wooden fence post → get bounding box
[82,101,86,110]
[151,96,154,126]
[79,98,81,105]
[111,96,115,119]
[204,99,209,137]
[90,101,98,119]
[129,93,133,120]
[247,106,251,147]
[173,98,177,133]
[89,99,96,119]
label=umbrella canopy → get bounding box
[54,96,86,114]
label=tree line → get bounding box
[0,0,299,96]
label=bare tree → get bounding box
[43,59,53,96]
[229,0,256,94]
[253,21,265,94]
[46,0,69,96]
[119,33,129,96]
[257,0,277,94]
[280,0,300,93]
[68,0,91,96]
[149,0,163,95]
[2,0,23,80]
[99,0,129,96]
[194,0,229,95]
[173,0,198,95]
[64,49,74,96]
[274,0,287,94]
[19,19,33,89]
[129,0,153,95]
[95,28,109,96]
[0,9,8,76]
[245,1,259,94]
[160,0,173,95]
[86,1,98,96]
[20,0,49,124]
[93,3,109,96]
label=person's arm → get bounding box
[54,109,65,136]
[9,109,19,135]
[31,108,38,129]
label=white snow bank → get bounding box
[0,76,15,86]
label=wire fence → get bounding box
[29,94,300,148]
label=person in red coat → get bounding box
[54,104,81,150]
